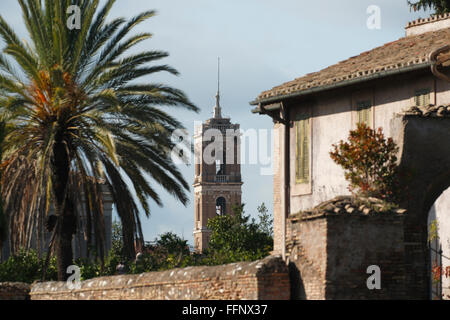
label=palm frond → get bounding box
[0,0,198,271]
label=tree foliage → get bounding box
[204,204,273,265]
[408,0,450,14]
[0,248,57,283]
[130,232,191,273]
[330,123,400,202]
[0,0,197,280]
[0,204,274,282]
[256,203,273,238]
[154,232,190,257]
[0,120,5,248]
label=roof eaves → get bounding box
[250,61,431,112]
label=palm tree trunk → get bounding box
[54,197,76,281]
[122,222,136,261]
[0,121,6,257]
[52,138,76,281]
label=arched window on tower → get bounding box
[216,159,222,174]
[197,201,200,221]
[216,160,226,176]
[216,197,226,216]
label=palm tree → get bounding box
[0,0,198,280]
[0,120,5,254]
[408,0,450,14]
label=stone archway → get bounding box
[390,111,450,299]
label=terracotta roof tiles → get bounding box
[255,27,450,103]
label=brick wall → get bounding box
[287,216,327,299]
[29,255,290,300]
[0,282,30,300]
[287,206,407,299]
[325,213,406,299]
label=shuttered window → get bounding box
[415,89,430,106]
[295,114,310,184]
[356,100,372,126]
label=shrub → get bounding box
[0,248,57,283]
[0,205,274,283]
[154,232,190,257]
[330,123,400,202]
[204,204,273,265]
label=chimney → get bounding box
[405,13,450,36]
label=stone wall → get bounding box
[29,255,289,300]
[287,196,407,300]
[286,213,327,300]
[0,282,30,300]
[390,113,450,299]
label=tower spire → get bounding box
[213,57,222,119]
[217,56,220,95]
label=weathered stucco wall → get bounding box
[271,71,450,292]
[29,255,289,300]
[286,199,406,300]
[286,71,447,214]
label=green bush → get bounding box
[0,248,57,283]
[0,206,274,283]
[204,203,273,265]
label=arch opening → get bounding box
[427,186,450,300]
[402,169,450,300]
[216,197,226,216]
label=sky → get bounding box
[0,0,433,246]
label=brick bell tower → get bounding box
[193,60,243,253]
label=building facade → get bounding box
[193,89,243,253]
[252,15,450,299]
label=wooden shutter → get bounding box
[415,89,430,106]
[357,100,371,126]
[296,114,310,183]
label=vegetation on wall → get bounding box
[330,123,401,203]
[0,249,58,284]
[0,203,273,283]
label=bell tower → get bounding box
[193,59,243,253]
